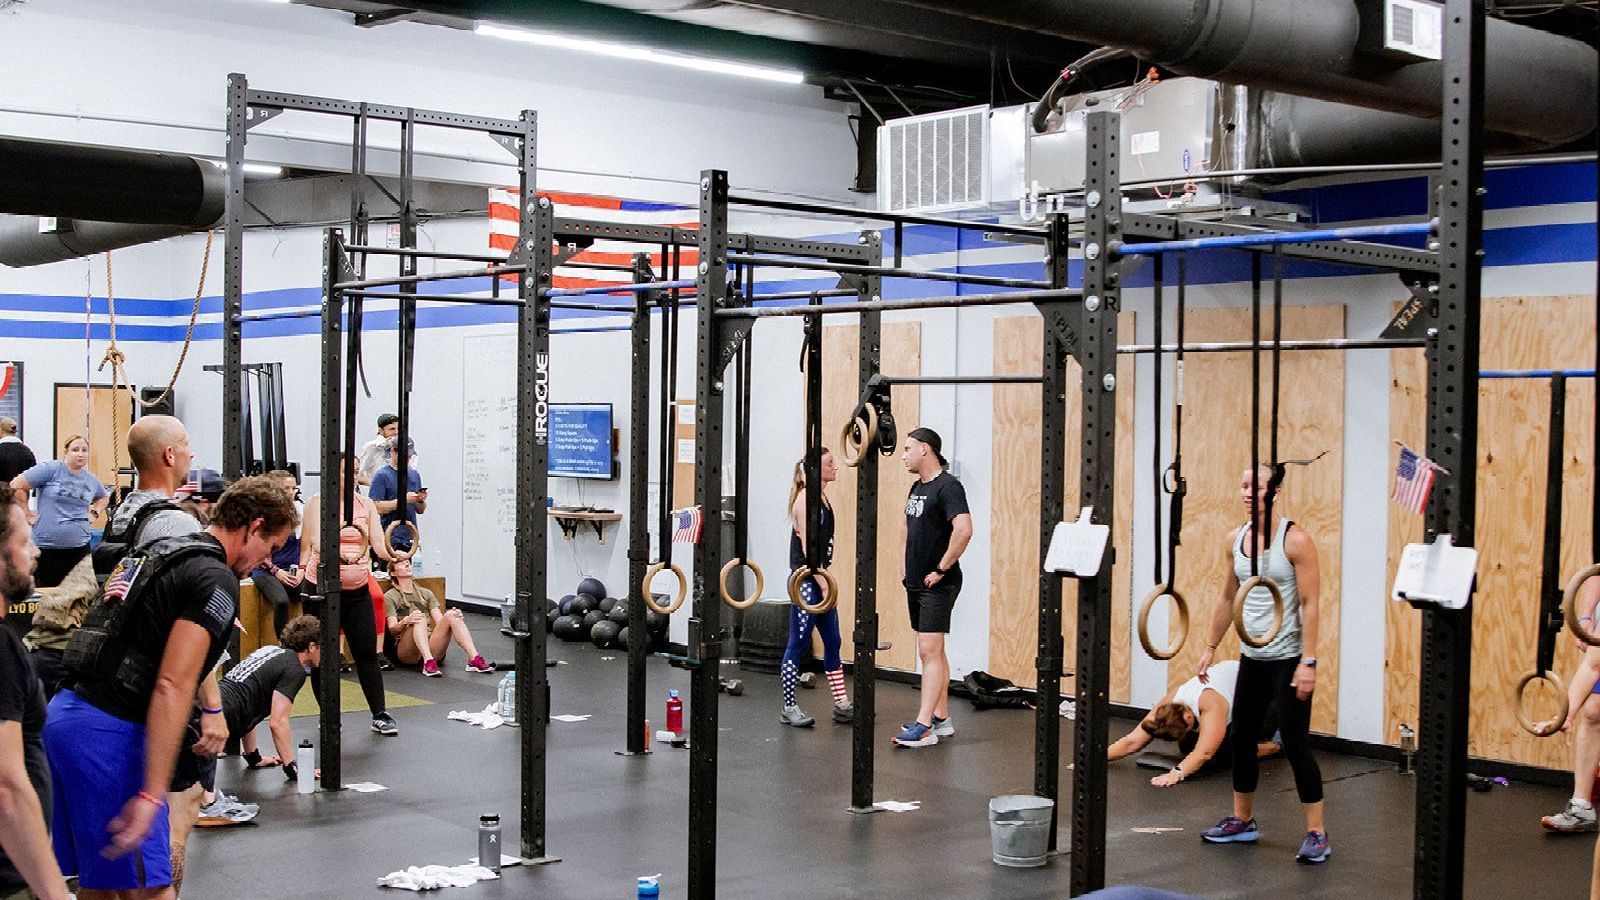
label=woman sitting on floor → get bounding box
[382,558,493,677]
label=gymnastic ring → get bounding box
[1564,564,1600,647]
[839,404,878,468]
[718,558,764,610]
[1232,575,1284,650]
[787,566,838,615]
[1136,583,1189,661]
[642,561,688,615]
[336,520,369,565]
[382,520,420,562]
[1515,669,1570,737]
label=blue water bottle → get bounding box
[637,876,660,899]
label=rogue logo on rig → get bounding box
[533,352,550,444]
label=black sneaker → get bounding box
[371,713,399,736]
[832,704,854,724]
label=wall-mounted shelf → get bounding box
[549,508,622,543]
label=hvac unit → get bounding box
[877,105,989,214]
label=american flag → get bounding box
[488,189,698,293]
[1391,446,1439,515]
[671,506,703,545]
[102,557,143,601]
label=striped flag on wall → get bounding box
[1391,445,1440,515]
[488,189,698,293]
[671,506,703,545]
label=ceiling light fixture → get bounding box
[474,22,805,85]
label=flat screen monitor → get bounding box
[548,403,615,479]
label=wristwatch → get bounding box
[1301,657,1318,669]
[934,566,950,575]
[1169,766,1186,782]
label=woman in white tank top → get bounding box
[1195,465,1330,864]
[1107,660,1240,787]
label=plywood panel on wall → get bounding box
[54,384,133,528]
[1386,295,1596,767]
[673,400,695,511]
[1161,306,1346,736]
[819,322,921,673]
[989,312,1136,701]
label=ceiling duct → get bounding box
[0,137,224,228]
[882,0,1596,148]
[0,217,194,269]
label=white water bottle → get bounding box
[296,740,315,794]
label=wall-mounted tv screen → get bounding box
[548,403,615,479]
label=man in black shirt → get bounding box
[0,418,36,489]
[42,476,296,898]
[894,428,973,749]
[0,490,70,900]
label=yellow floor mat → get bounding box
[289,678,431,718]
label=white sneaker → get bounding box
[1543,800,1598,833]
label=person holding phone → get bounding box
[368,438,425,572]
[249,470,304,639]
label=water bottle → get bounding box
[504,673,519,726]
[666,689,683,734]
[478,814,502,873]
[1398,724,1416,776]
[496,673,511,718]
[296,740,315,794]
[637,875,660,899]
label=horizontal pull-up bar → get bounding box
[1118,337,1429,354]
[546,300,637,312]
[725,193,1048,239]
[1112,221,1435,256]
[553,325,632,335]
[341,245,510,264]
[333,265,526,291]
[726,254,1051,290]
[882,375,1044,385]
[746,288,857,302]
[542,279,696,297]
[714,288,1079,319]
[235,309,322,324]
[342,290,526,307]
[1480,369,1597,379]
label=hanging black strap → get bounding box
[802,293,824,573]
[1151,255,1164,584]
[1164,255,1188,584]
[1537,374,1569,674]
[1248,252,1263,577]
[1262,249,1286,552]
[656,243,680,563]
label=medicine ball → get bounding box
[577,577,608,600]
[558,594,578,616]
[553,614,584,642]
[570,593,599,617]
[598,596,618,614]
[545,600,559,629]
[617,626,631,651]
[591,620,622,649]
[645,609,670,634]
[581,609,606,635]
[606,602,630,625]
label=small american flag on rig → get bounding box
[1391,445,1439,515]
[672,506,703,545]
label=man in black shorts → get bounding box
[893,427,973,749]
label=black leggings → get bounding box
[250,572,302,641]
[1230,655,1322,804]
[33,545,89,589]
[305,585,387,718]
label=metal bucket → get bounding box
[988,794,1054,868]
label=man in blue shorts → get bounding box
[42,476,295,899]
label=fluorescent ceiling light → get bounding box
[241,162,284,176]
[474,22,805,85]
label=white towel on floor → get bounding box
[447,705,506,730]
[378,864,499,891]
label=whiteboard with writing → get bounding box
[461,333,519,602]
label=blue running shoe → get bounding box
[893,721,939,747]
[1296,830,1331,864]
[1202,816,1260,844]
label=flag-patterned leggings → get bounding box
[781,574,848,708]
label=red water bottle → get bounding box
[666,690,683,734]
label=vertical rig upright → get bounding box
[1414,1,1484,898]
[518,110,556,864]
[623,254,655,756]
[688,169,731,899]
[222,74,248,480]
[1070,109,1123,895]
[850,231,884,813]
[316,227,349,791]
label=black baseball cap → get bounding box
[907,427,947,467]
[378,413,400,429]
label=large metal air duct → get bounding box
[0,137,225,228]
[0,216,194,268]
[885,0,1596,148]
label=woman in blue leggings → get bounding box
[780,449,851,727]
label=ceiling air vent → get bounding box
[878,105,989,214]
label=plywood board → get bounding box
[1386,295,1596,767]
[989,312,1136,701]
[673,400,695,511]
[54,384,133,528]
[1161,306,1345,736]
[820,322,921,673]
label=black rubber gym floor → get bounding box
[186,613,1595,899]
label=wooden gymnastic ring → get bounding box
[382,520,420,562]
[1564,564,1600,647]
[336,521,369,565]
[718,558,764,610]
[1137,583,1189,661]
[787,566,838,615]
[642,562,688,615]
[1232,575,1284,649]
[1515,670,1570,737]
[838,404,878,468]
